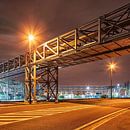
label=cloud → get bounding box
[0,0,130,85]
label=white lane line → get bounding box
[0,122,13,125]
[75,108,129,130]
[45,114,53,115]
[0,103,55,109]
[0,115,33,117]
[10,105,94,115]
[11,105,92,115]
[0,119,20,121]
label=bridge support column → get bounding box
[32,49,37,102]
[39,66,58,102]
[24,51,37,104]
[24,53,30,102]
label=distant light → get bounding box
[109,63,116,70]
[107,62,117,71]
[117,83,120,87]
[86,86,90,90]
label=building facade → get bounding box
[0,79,130,101]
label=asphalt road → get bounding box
[0,99,130,130]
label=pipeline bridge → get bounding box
[0,3,130,102]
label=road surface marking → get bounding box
[0,103,56,108]
[0,104,94,126]
[75,108,129,130]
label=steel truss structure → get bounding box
[0,3,130,102]
[37,66,58,101]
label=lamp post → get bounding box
[108,62,117,99]
[28,34,35,104]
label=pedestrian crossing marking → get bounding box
[0,105,94,126]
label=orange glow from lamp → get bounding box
[107,62,117,72]
[28,34,35,42]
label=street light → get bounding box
[28,34,35,104]
[107,62,117,99]
[28,34,35,42]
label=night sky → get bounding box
[0,0,130,86]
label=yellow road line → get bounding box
[75,108,129,130]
